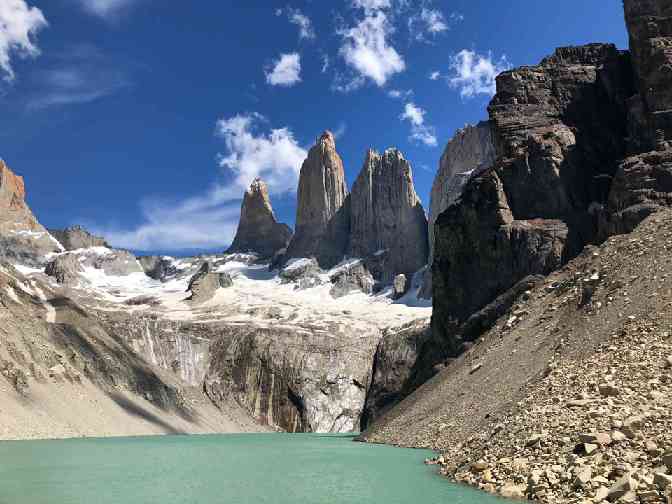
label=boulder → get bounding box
[329,261,374,298]
[279,258,321,285]
[45,254,84,285]
[285,131,349,266]
[186,262,233,303]
[348,148,428,283]
[226,178,292,258]
[393,274,407,299]
[138,256,178,282]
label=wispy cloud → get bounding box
[387,88,412,99]
[265,52,302,87]
[76,0,138,19]
[428,70,440,80]
[280,7,316,40]
[400,102,437,147]
[449,49,510,98]
[337,9,405,89]
[0,0,47,82]
[26,45,130,109]
[95,113,307,251]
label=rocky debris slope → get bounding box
[285,131,349,265]
[45,247,144,285]
[348,149,428,283]
[0,262,258,439]
[364,210,672,503]
[48,225,109,251]
[0,160,62,266]
[226,178,292,258]
[421,122,496,298]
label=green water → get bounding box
[0,434,500,504]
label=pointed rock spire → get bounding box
[227,178,292,258]
[285,131,349,262]
[348,148,428,282]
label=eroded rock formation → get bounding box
[0,160,63,266]
[187,262,233,303]
[348,149,428,282]
[49,225,109,251]
[285,131,349,264]
[227,178,292,258]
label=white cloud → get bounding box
[265,52,302,87]
[351,0,391,11]
[287,8,315,40]
[0,0,47,82]
[408,7,461,42]
[337,10,405,88]
[449,49,510,98]
[400,102,437,147]
[77,0,136,18]
[387,88,412,99]
[96,114,307,251]
[216,113,307,194]
[321,54,329,73]
[429,71,441,80]
[26,45,129,109]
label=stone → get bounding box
[609,474,638,501]
[595,486,610,502]
[226,178,292,258]
[599,383,621,397]
[663,452,672,469]
[48,225,109,251]
[285,131,349,266]
[612,430,628,443]
[393,274,407,299]
[138,256,178,282]
[579,432,612,445]
[622,416,644,438]
[471,460,488,472]
[45,254,84,284]
[665,355,672,369]
[329,261,374,298]
[574,466,592,489]
[186,262,233,303]
[655,473,672,491]
[348,148,428,283]
[499,483,525,499]
[279,258,321,284]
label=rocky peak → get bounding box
[0,159,26,208]
[348,147,428,282]
[285,131,348,262]
[49,225,109,251]
[227,178,292,258]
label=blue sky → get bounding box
[0,0,628,255]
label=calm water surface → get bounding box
[0,434,501,504]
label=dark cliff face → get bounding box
[430,43,634,361]
[226,178,292,258]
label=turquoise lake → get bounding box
[0,434,501,503]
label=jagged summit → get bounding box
[284,129,348,263]
[226,177,292,258]
[49,225,110,251]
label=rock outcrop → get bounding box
[45,254,84,284]
[0,160,63,266]
[226,178,292,258]
[348,149,428,282]
[48,225,109,251]
[430,43,634,364]
[285,131,349,265]
[329,260,375,298]
[138,256,179,282]
[186,262,233,303]
[420,122,496,298]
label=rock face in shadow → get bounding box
[48,225,109,251]
[420,122,496,298]
[226,178,292,258]
[0,160,63,266]
[285,131,349,264]
[429,43,634,365]
[348,149,428,283]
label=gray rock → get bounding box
[226,178,292,258]
[348,148,428,283]
[279,258,321,284]
[48,225,109,251]
[138,256,178,282]
[393,274,407,299]
[608,473,638,501]
[45,254,84,284]
[285,131,349,265]
[187,262,233,303]
[329,261,374,298]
